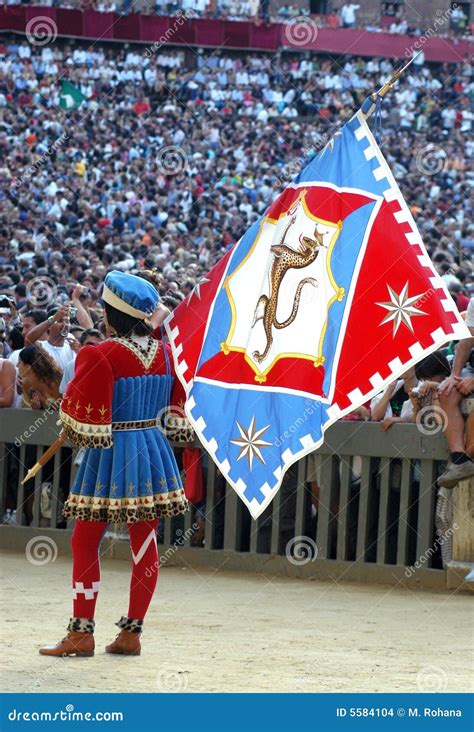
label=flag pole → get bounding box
[21,432,67,485]
[360,51,422,119]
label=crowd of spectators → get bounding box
[3,0,473,36]
[0,35,472,563]
[0,39,472,417]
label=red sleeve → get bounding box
[158,341,194,442]
[59,345,114,448]
[165,342,187,411]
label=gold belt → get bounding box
[111,419,157,431]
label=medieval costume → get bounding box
[39,272,190,657]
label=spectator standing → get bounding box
[24,306,77,373]
[340,3,359,28]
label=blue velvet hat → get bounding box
[103,271,159,319]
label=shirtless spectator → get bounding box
[0,357,16,408]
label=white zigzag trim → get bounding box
[363,145,377,161]
[429,276,445,290]
[409,342,424,359]
[405,231,422,245]
[73,581,100,600]
[369,372,384,389]
[299,433,316,450]
[382,188,398,202]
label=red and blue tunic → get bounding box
[60,334,190,523]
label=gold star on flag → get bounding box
[230,416,272,471]
[376,282,426,336]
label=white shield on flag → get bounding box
[221,190,345,382]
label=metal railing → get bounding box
[0,408,451,580]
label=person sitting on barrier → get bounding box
[437,297,474,488]
[410,350,451,427]
[17,345,62,409]
[370,368,417,431]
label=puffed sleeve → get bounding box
[59,346,114,448]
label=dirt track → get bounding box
[0,549,472,694]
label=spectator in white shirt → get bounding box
[370,370,417,431]
[340,3,360,28]
[24,305,77,374]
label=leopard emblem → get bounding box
[251,215,325,364]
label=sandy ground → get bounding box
[0,549,472,694]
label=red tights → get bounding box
[70,519,159,620]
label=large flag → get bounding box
[165,109,469,519]
[59,80,86,110]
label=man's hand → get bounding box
[456,376,474,397]
[438,374,460,397]
[51,305,69,323]
[381,417,396,431]
[384,380,398,398]
[416,381,439,399]
[149,304,171,329]
[67,336,81,354]
[72,285,86,301]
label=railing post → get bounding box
[451,478,474,563]
[355,456,372,562]
[376,456,391,564]
[416,459,437,563]
[0,442,6,520]
[223,483,241,552]
[396,459,412,566]
[204,459,218,550]
[336,456,352,561]
[294,456,307,541]
[316,454,336,559]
